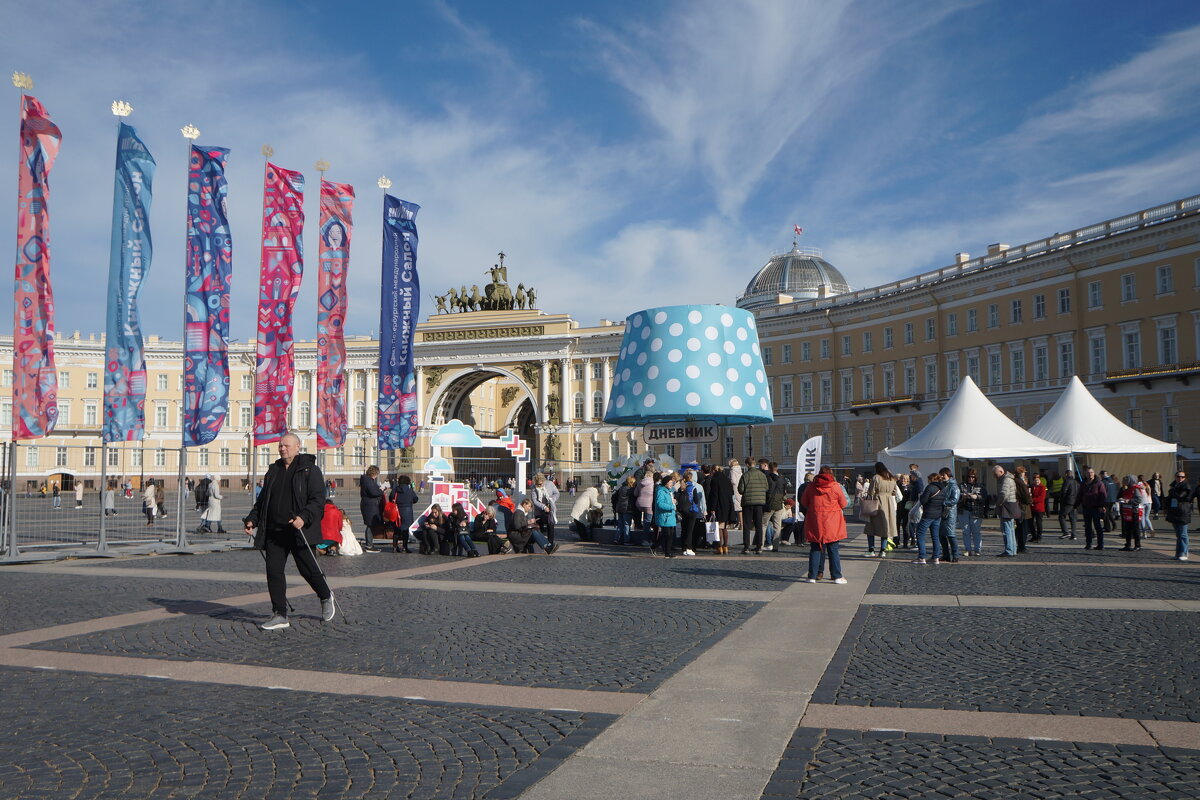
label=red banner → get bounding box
[317,180,354,449]
[253,162,304,445]
[12,96,62,439]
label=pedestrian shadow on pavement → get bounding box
[147,597,263,623]
[668,567,796,583]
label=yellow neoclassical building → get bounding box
[2,192,1196,493]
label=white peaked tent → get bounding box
[1029,376,1177,478]
[877,376,1070,471]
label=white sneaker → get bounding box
[833,577,848,585]
[778,541,791,546]
[866,550,877,558]
[802,578,817,583]
[683,549,696,556]
[911,558,926,565]
[1179,555,1189,561]
[932,558,940,565]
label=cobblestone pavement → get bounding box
[418,552,809,589]
[32,586,760,692]
[761,728,1200,799]
[867,560,1200,599]
[113,548,461,577]
[815,605,1200,721]
[0,571,261,635]
[0,667,612,800]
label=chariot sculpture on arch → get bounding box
[432,251,537,313]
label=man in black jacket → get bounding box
[244,433,334,630]
[1058,471,1080,540]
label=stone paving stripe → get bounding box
[384,578,778,602]
[516,558,882,800]
[799,703,1176,746]
[1141,720,1200,751]
[863,593,1200,611]
[0,647,646,715]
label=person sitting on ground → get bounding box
[473,503,509,554]
[317,500,345,556]
[419,504,447,555]
[449,502,480,557]
[508,498,557,553]
[494,489,516,532]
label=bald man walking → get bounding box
[244,433,335,630]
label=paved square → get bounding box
[112,548,457,577]
[867,561,1200,599]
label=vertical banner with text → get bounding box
[12,95,62,439]
[316,179,354,449]
[378,194,420,450]
[183,145,233,447]
[795,435,823,503]
[102,122,155,442]
[253,162,304,445]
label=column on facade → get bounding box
[309,368,318,431]
[367,369,378,427]
[582,359,593,422]
[601,358,612,421]
[539,360,550,424]
[414,365,424,429]
[560,358,570,425]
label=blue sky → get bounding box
[3,0,1199,341]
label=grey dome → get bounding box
[737,245,850,309]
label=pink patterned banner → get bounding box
[12,95,62,440]
[316,179,354,449]
[253,162,304,446]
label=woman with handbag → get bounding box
[863,462,898,557]
[911,474,946,565]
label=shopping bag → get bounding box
[705,520,720,543]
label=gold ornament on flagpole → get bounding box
[315,159,329,176]
[181,124,201,140]
[11,72,33,90]
[111,100,133,117]
[377,176,392,191]
[261,144,274,159]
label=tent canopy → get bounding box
[1028,376,1176,479]
[878,376,1070,465]
[1029,376,1177,454]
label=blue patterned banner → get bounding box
[182,145,232,447]
[102,122,155,442]
[378,194,420,450]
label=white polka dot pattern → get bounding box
[603,304,773,425]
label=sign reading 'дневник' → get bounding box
[642,420,720,445]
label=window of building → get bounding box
[297,401,311,428]
[241,374,253,391]
[1164,407,1179,443]
[593,391,604,419]
[820,338,830,359]
[59,371,71,389]
[56,446,68,467]
[1122,329,1141,369]
[819,377,832,407]
[966,353,980,384]
[573,392,584,419]
[883,327,894,349]
[966,309,978,332]
[107,446,119,468]
[1010,300,1023,323]
[239,404,252,428]
[1059,341,1074,377]
[87,372,98,389]
[199,448,210,467]
[1033,295,1045,320]
[988,352,1002,386]
[988,304,999,328]
[1126,408,1143,432]
[178,375,185,391]
[592,362,602,380]
[572,440,583,462]
[156,374,168,391]
[1034,344,1048,381]
[299,372,312,392]
[947,358,960,391]
[926,318,935,341]
[1057,288,1071,314]
[1121,273,1136,302]
[781,381,794,409]
[863,373,874,402]
[863,427,873,457]
[84,447,96,467]
[904,322,914,345]
[220,447,230,467]
[1088,281,1102,309]
[26,446,38,468]
[354,401,366,427]
[883,367,895,398]
[781,433,790,459]
[801,341,811,361]
[3,400,15,427]
[724,435,734,460]
[903,364,916,395]
[131,448,141,467]
[56,401,70,426]
[155,448,166,467]
[573,363,583,381]
[355,372,367,390]
[591,441,601,461]
[1,369,11,386]
[761,433,772,458]
[841,374,853,405]
[782,344,792,363]
[841,335,851,356]
[1011,349,1025,383]
[1157,265,1173,295]
[762,346,773,366]
[842,428,852,456]
[155,404,167,428]
[1158,324,1178,365]
[925,362,937,395]
[1089,334,1107,375]
[947,314,957,336]
[84,402,98,427]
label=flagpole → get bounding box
[376,175,392,469]
[7,73,33,558]
[314,159,329,474]
[171,123,201,548]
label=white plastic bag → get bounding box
[705,520,720,543]
[339,519,363,556]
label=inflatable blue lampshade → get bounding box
[603,304,774,426]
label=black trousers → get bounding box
[743,505,764,552]
[537,511,556,545]
[680,511,700,551]
[1058,508,1077,537]
[263,526,331,616]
